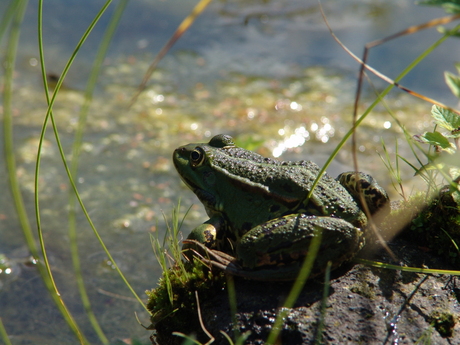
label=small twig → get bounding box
[195,290,215,345]
[129,0,213,107]
[383,275,429,344]
[96,288,138,302]
[318,3,460,115]
[319,2,398,260]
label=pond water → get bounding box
[0,0,458,344]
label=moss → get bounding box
[146,259,226,344]
[349,270,376,299]
[429,310,457,338]
[349,283,375,300]
[408,184,460,266]
[388,184,460,266]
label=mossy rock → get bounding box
[406,183,460,266]
[146,260,226,344]
[429,310,457,338]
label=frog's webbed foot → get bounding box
[183,239,240,270]
[183,240,303,281]
[183,239,283,280]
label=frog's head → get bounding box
[173,134,306,231]
[173,134,236,215]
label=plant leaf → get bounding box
[414,153,460,175]
[415,131,457,153]
[418,0,460,13]
[445,71,460,98]
[415,161,446,174]
[431,104,460,131]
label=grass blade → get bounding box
[3,1,89,344]
[0,0,20,46]
[265,228,323,344]
[36,0,148,315]
[66,1,130,343]
[0,317,12,345]
[315,261,332,344]
[307,20,460,201]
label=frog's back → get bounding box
[210,148,360,219]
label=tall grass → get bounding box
[2,0,214,342]
[3,0,91,344]
[38,0,153,340]
[307,18,459,199]
[65,1,130,343]
[2,0,148,343]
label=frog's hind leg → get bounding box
[236,215,364,281]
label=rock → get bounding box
[149,237,460,344]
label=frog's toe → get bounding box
[182,239,235,265]
[184,240,300,281]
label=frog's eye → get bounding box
[190,147,205,167]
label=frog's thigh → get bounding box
[237,216,363,271]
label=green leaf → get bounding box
[418,0,460,13]
[414,153,460,176]
[415,161,447,174]
[444,3,460,13]
[415,131,456,153]
[431,105,460,131]
[445,71,460,98]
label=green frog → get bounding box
[173,134,389,280]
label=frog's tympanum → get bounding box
[173,134,389,281]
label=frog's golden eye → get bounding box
[190,147,205,167]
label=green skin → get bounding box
[173,134,389,280]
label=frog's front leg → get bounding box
[182,216,222,260]
[185,221,217,248]
[235,214,364,280]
